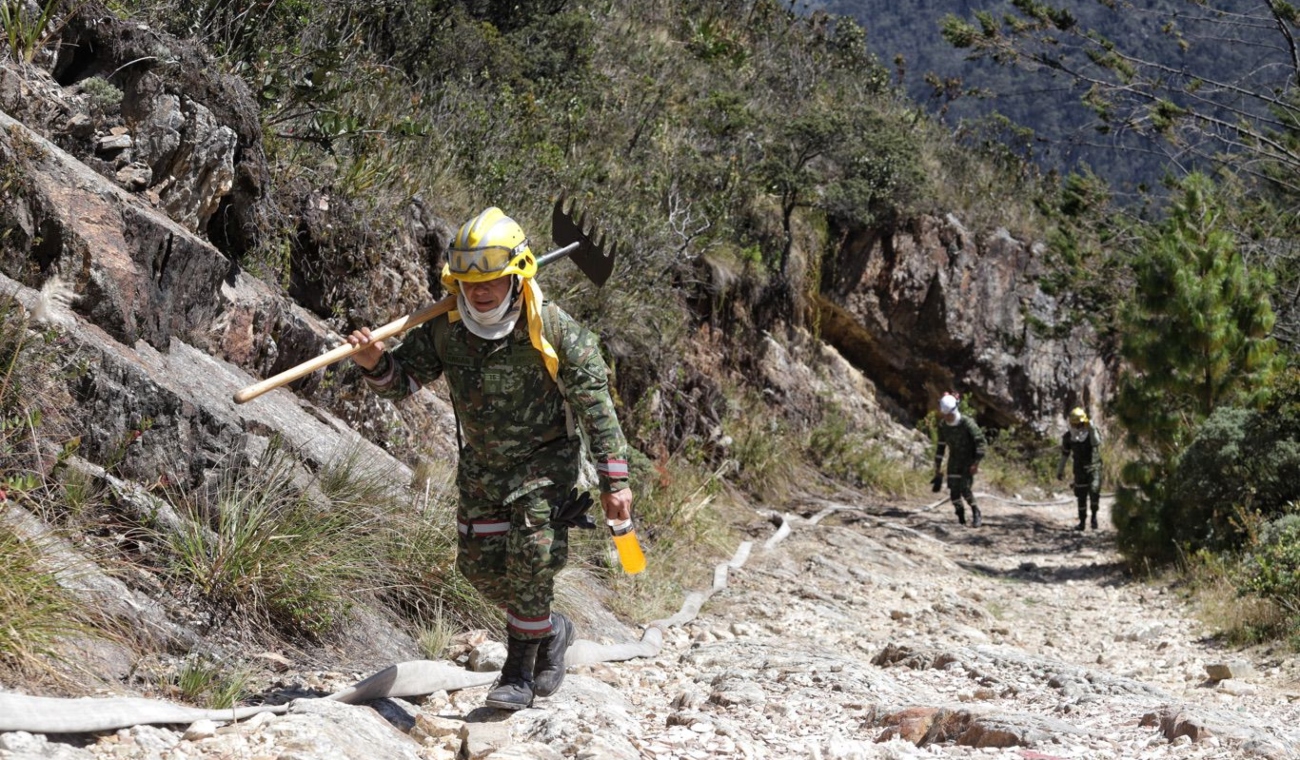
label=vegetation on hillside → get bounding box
[103,0,1051,491]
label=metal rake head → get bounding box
[552,194,618,287]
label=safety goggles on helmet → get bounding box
[448,240,530,276]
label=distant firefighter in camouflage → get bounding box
[1057,407,1102,531]
[347,207,632,711]
[932,393,987,528]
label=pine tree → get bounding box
[1112,173,1283,565]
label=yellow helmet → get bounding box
[1069,407,1089,426]
[442,207,537,284]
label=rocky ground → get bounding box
[4,491,1299,760]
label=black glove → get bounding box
[930,474,943,493]
[550,488,597,529]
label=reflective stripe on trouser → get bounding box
[456,483,571,641]
[947,473,977,508]
[1074,483,1100,512]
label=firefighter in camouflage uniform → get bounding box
[347,207,633,711]
[932,393,987,527]
[1057,407,1102,531]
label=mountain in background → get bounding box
[811,0,1292,199]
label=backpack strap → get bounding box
[542,302,576,440]
[428,318,465,454]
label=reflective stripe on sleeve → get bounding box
[597,459,628,478]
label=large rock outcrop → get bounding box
[0,103,444,490]
[820,215,1111,430]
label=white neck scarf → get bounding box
[458,278,521,340]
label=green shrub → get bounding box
[1180,548,1286,647]
[1164,368,1300,552]
[79,76,122,111]
[1237,512,1300,641]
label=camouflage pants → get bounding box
[1074,467,1101,516]
[946,471,977,516]
[456,480,571,641]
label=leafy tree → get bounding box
[1112,173,1284,564]
[744,12,920,284]
[1031,167,1138,348]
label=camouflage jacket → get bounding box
[1060,426,1102,474]
[362,302,629,501]
[935,415,987,473]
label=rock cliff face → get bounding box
[0,13,458,473]
[0,104,417,490]
[820,215,1112,431]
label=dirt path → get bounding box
[467,491,1300,759]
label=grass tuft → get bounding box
[158,440,374,638]
[170,654,255,709]
[0,524,84,679]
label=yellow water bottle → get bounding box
[607,518,646,575]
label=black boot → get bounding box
[970,505,982,528]
[485,637,538,710]
[955,505,966,525]
[1074,503,1086,531]
[533,612,575,698]
[1091,510,1099,530]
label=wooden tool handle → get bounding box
[232,294,456,404]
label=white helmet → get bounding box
[939,394,959,415]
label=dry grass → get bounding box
[0,524,94,684]
[415,608,460,661]
[1178,552,1288,647]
